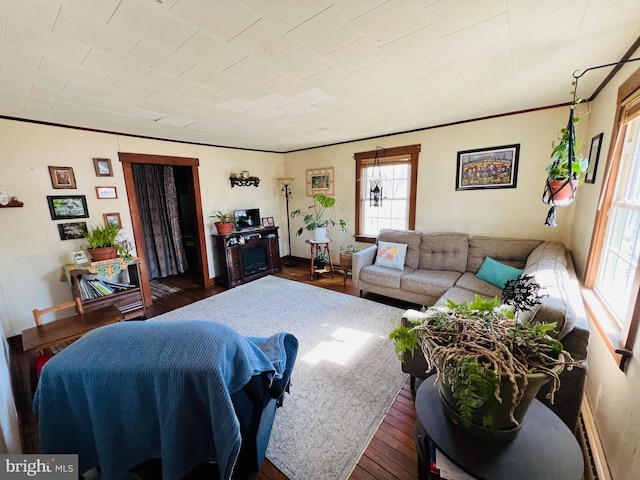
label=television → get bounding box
[233,208,261,231]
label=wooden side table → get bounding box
[414,377,584,480]
[305,239,335,280]
[339,252,353,286]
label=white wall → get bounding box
[284,107,575,259]
[0,119,284,337]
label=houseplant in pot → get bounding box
[390,276,580,442]
[83,224,124,261]
[290,193,347,242]
[212,210,234,235]
[545,119,589,203]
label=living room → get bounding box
[1,2,640,479]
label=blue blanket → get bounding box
[33,320,287,480]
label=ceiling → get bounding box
[1,0,640,153]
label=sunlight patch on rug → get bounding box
[301,327,373,366]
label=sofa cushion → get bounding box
[378,229,422,269]
[400,269,461,298]
[359,264,414,289]
[467,236,543,273]
[476,257,524,288]
[418,233,469,272]
[525,241,568,270]
[454,272,503,298]
[375,241,408,270]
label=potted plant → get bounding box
[545,119,589,202]
[83,224,124,261]
[212,210,234,235]
[339,244,362,269]
[390,276,580,442]
[290,193,347,241]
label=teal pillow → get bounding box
[476,257,523,289]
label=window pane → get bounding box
[361,161,410,235]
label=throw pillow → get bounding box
[375,241,408,270]
[476,257,524,289]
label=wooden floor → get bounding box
[10,260,421,480]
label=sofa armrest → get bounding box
[352,245,377,289]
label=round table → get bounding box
[414,377,584,480]
[305,238,334,280]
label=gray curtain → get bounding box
[131,164,188,280]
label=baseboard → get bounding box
[578,394,612,480]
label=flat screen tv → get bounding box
[234,208,261,231]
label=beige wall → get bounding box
[0,119,284,337]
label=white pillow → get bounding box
[375,241,408,270]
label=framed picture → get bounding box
[93,158,113,177]
[57,221,88,240]
[103,212,122,228]
[48,166,77,189]
[96,186,117,199]
[72,250,89,264]
[262,217,274,227]
[306,167,334,196]
[455,144,520,191]
[47,195,89,220]
[585,132,604,184]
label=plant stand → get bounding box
[305,239,334,280]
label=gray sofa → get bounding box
[352,229,589,432]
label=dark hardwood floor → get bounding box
[10,260,421,480]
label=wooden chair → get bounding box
[32,298,83,372]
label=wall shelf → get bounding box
[0,200,24,208]
[229,176,260,188]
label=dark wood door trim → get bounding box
[119,152,212,308]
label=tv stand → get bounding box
[212,226,281,288]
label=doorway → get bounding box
[119,152,212,308]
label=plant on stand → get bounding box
[390,275,581,442]
[83,224,126,261]
[290,193,347,242]
[212,210,234,235]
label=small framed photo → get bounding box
[262,217,274,227]
[93,158,113,177]
[47,195,89,220]
[57,221,88,240]
[585,132,604,184]
[455,144,520,191]
[96,186,117,199]
[103,212,122,228]
[306,167,334,196]
[72,250,89,264]
[48,166,77,189]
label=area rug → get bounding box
[151,275,408,479]
[149,280,181,300]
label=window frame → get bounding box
[583,67,640,371]
[353,144,420,242]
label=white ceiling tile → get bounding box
[53,7,139,58]
[126,42,196,76]
[5,20,90,64]
[0,76,31,94]
[173,31,247,71]
[183,85,231,105]
[278,102,316,116]
[0,88,55,108]
[323,37,386,74]
[218,80,267,101]
[440,14,509,58]
[247,105,285,119]
[169,0,260,42]
[100,75,156,99]
[290,88,334,106]
[108,1,197,52]
[39,57,107,87]
[332,0,387,20]
[0,0,59,30]
[30,84,87,105]
[82,50,151,82]
[506,0,585,24]
[218,97,257,113]
[380,26,445,66]
[260,74,311,97]
[427,0,507,37]
[353,0,432,46]
[3,64,68,91]
[157,115,196,128]
[271,47,333,80]
[254,93,297,109]
[53,0,121,23]
[125,107,165,121]
[288,6,363,56]
[115,95,163,112]
[145,89,193,108]
[223,56,284,87]
[240,0,332,31]
[179,64,237,91]
[82,97,130,114]
[64,81,119,102]
[229,18,302,63]
[139,70,196,95]
[0,42,42,71]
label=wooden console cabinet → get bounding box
[213,227,282,288]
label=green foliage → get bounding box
[290,193,347,236]
[340,244,362,254]
[83,224,122,249]
[546,118,589,181]
[444,356,499,427]
[212,210,232,223]
[388,325,418,361]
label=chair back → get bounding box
[33,298,83,326]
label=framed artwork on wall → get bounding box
[48,166,77,189]
[455,144,520,191]
[96,186,117,199]
[103,212,122,228]
[47,195,89,220]
[306,167,334,196]
[585,132,603,184]
[93,158,113,177]
[262,217,274,227]
[57,221,88,240]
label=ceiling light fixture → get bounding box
[369,146,385,207]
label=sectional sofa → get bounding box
[352,229,589,432]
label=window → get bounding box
[585,71,640,370]
[354,145,420,241]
